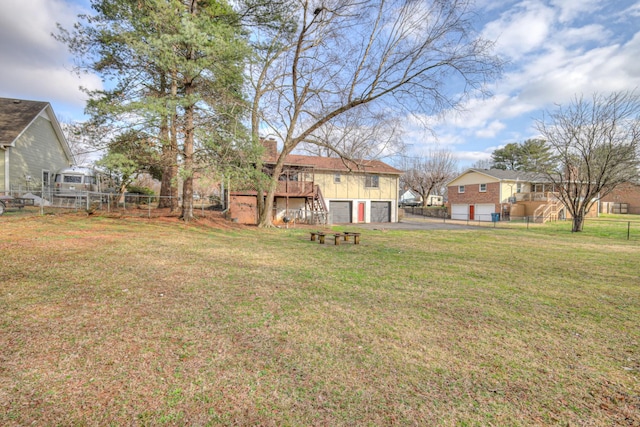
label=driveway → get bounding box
[351,215,483,230]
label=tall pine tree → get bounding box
[57,0,250,220]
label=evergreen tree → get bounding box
[57,0,251,221]
[490,139,555,172]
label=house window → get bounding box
[365,175,379,188]
[516,183,523,193]
[458,185,465,193]
[334,173,341,183]
[479,184,487,192]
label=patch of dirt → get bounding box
[93,208,251,231]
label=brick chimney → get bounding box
[261,137,278,161]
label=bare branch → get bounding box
[536,91,640,231]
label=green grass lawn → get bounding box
[0,215,638,426]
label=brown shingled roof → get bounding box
[260,137,402,174]
[263,151,401,175]
[280,154,402,174]
[0,98,49,146]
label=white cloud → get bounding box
[482,1,555,60]
[400,1,640,164]
[622,2,640,18]
[475,120,506,138]
[553,24,611,47]
[550,0,604,23]
[454,150,493,164]
[0,0,100,116]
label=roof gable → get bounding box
[0,97,73,162]
[0,98,50,146]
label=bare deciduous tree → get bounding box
[401,150,458,207]
[470,158,492,169]
[536,91,640,232]
[59,120,98,167]
[297,106,406,160]
[246,0,502,227]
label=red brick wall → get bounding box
[601,183,640,214]
[447,182,500,206]
[229,195,258,224]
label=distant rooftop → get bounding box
[468,168,549,182]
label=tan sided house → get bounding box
[230,139,402,225]
[0,98,74,194]
[447,168,598,222]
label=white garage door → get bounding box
[475,204,496,222]
[330,201,352,223]
[451,204,468,220]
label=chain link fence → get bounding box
[0,188,224,219]
[402,208,640,241]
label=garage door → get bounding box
[475,203,495,222]
[330,201,352,223]
[371,201,391,222]
[451,204,468,220]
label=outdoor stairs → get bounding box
[533,198,563,223]
[308,185,328,225]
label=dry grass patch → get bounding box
[0,215,639,425]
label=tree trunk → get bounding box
[181,84,195,222]
[158,114,178,211]
[159,71,180,212]
[257,158,285,227]
[168,73,179,212]
[257,178,278,227]
[572,213,584,232]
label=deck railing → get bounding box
[515,191,559,202]
[275,180,314,195]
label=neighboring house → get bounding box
[0,98,74,194]
[399,189,443,206]
[230,138,403,224]
[399,189,421,206]
[600,180,640,215]
[424,194,444,206]
[446,168,598,222]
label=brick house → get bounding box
[600,181,640,214]
[446,168,598,222]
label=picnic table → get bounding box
[310,231,361,245]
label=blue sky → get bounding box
[1,0,640,167]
